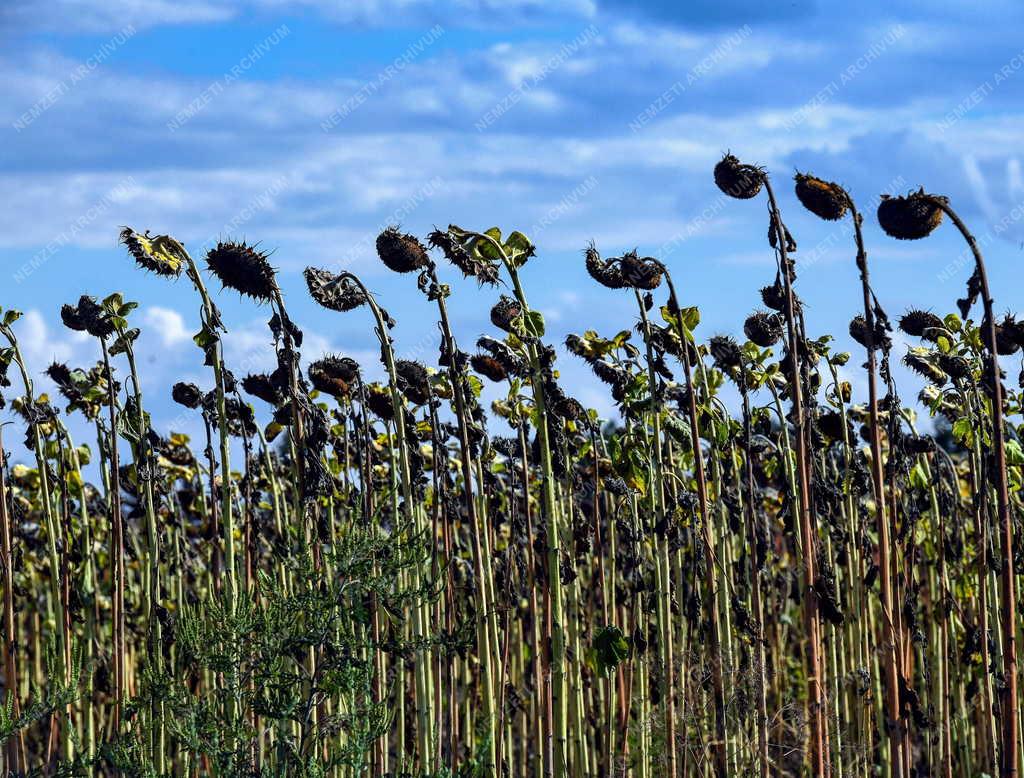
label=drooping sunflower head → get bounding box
[364,382,395,421]
[584,243,627,289]
[471,353,508,383]
[304,267,367,312]
[45,362,74,392]
[377,226,430,274]
[898,309,944,341]
[992,314,1022,356]
[395,360,431,406]
[903,351,947,387]
[877,189,944,240]
[794,173,849,221]
[171,381,204,409]
[708,335,743,372]
[849,315,891,351]
[760,279,794,313]
[714,153,763,200]
[490,295,523,333]
[120,227,185,278]
[241,373,283,406]
[743,310,783,347]
[476,335,527,377]
[428,228,500,285]
[206,241,277,302]
[618,251,663,291]
[308,355,361,399]
[61,295,115,339]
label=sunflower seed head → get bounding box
[714,153,763,200]
[304,267,367,312]
[120,227,185,278]
[377,226,429,274]
[877,189,944,240]
[206,241,276,302]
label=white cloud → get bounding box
[143,306,192,348]
[2,0,236,33]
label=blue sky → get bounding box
[2,0,1024,450]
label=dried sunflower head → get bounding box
[471,353,507,382]
[304,267,367,312]
[714,153,763,200]
[45,362,74,392]
[428,228,500,285]
[120,227,185,278]
[903,351,947,386]
[476,335,527,377]
[364,383,395,421]
[794,173,848,221]
[877,189,944,240]
[760,278,798,313]
[993,314,1022,356]
[815,410,851,443]
[490,295,522,333]
[377,226,429,274]
[584,243,626,289]
[898,310,945,341]
[709,335,743,372]
[849,315,891,351]
[743,311,783,347]
[61,296,115,339]
[172,381,203,409]
[206,241,276,302]
[241,373,283,405]
[618,251,663,290]
[395,360,431,405]
[309,355,360,398]
[936,353,971,381]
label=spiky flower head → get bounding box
[45,362,74,391]
[849,315,891,351]
[1002,315,1024,350]
[490,295,522,333]
[471,353,507,382]
[377,226,429,274]
[476,335,527,377]
[714,153,763,200]
[709,335,743,372]
[760,279,794,313]
[428,228,500,285]
[119,227,185,278]
[903,352,947,386]
[241,373,283,405]
[364,383,395,421]
[936,353,971,381]
[743,311,783,347]
[206,241,276,302]
[308,355,360,398]
[395,360,431,405]
[584,243,627,289]
[172,381,203,409]
[794,173,849,221]
[898,310,945,341]
[618,251,663,291]
[304,267,367,312]
[877,189,945,240]
[60,295,115,339]
[994,314,1022,356]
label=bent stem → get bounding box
[926,196,1018,778]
